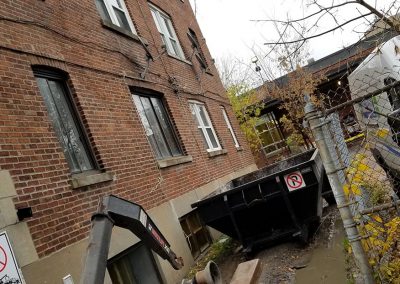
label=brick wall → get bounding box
[0,0,255,258]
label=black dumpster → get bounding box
[191,149,333,252]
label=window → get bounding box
[95,0,136,33]
[255,112,286,155]
[189,101,221,151]
[187,28,208,69]
[384,77,400,145]
[149,4,185,59]
[108,242,162,284]
[384,77,400,110]
[221,107,240,148]
[34,69,95,174]
[132,92,182,160]
[180,211,212,258]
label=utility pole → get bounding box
[304,94,374,284]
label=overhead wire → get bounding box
[0,7,235,191]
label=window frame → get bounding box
[179,211,212,259]
[187,28,208,69]
[149,3,185,59]
[107,242,163,284]
[384,77,400,111]
[33,68,97,174]
[221,107,240,148]
[95,0,137,33]
[132,91,184,160]
[255,112,286,155]
[189,101,221,152]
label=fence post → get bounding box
[304,95,374,284]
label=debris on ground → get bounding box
[205,205,347,284]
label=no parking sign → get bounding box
[284,171,306,191]
[0,231,23,284]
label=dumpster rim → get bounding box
[192,149,320,209]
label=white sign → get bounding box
[284,171,306,191]
[0,231,23,284]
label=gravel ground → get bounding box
[216,205,346,284]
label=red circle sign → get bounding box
[0,245,7,273]
[286,173,303,189]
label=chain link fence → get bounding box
[306,37,400,283]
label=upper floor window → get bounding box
[149,4,185,59]
[95,0,136,33]
[188,28,208,69]
[221,107,240,148]
[189,101,221,152]
[132,92,183,160]
[33,69,95,174]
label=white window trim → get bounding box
[221,107,240,148]
[189,101,221,152]
[256,112,286,154]
[149,4,185,59]
[103,0,137,33]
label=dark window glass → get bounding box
[384,77,400,145]
[113,7,131,31]
[384,77,400,110]
[188,29,208,69]
[133,93,182,160]
[108,242,162,284]
[34,73,95,173]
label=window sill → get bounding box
[157,155,193,168]
[207,149,227,158]
[167,53,192,65]
[263,147,287,158]
[205,70,213,76]
[101,19,148,45]
[71,171,115,189]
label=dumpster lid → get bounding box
[192,149,318,208]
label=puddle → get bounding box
[295,218,347,283]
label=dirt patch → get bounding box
[214,205,345,283]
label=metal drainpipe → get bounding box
[304,94,374,284]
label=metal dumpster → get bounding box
[191,149,334,252]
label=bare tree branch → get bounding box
[356,0,400,32]
[251,1,358,24]
[264,13,373,45]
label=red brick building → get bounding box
[0,0,256,283]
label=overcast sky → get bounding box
[188,0,397,72]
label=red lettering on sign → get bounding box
[0,245,7,273]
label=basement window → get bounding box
[180,211,212,258]
[108,242,162,284]
[95,0,137,33]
